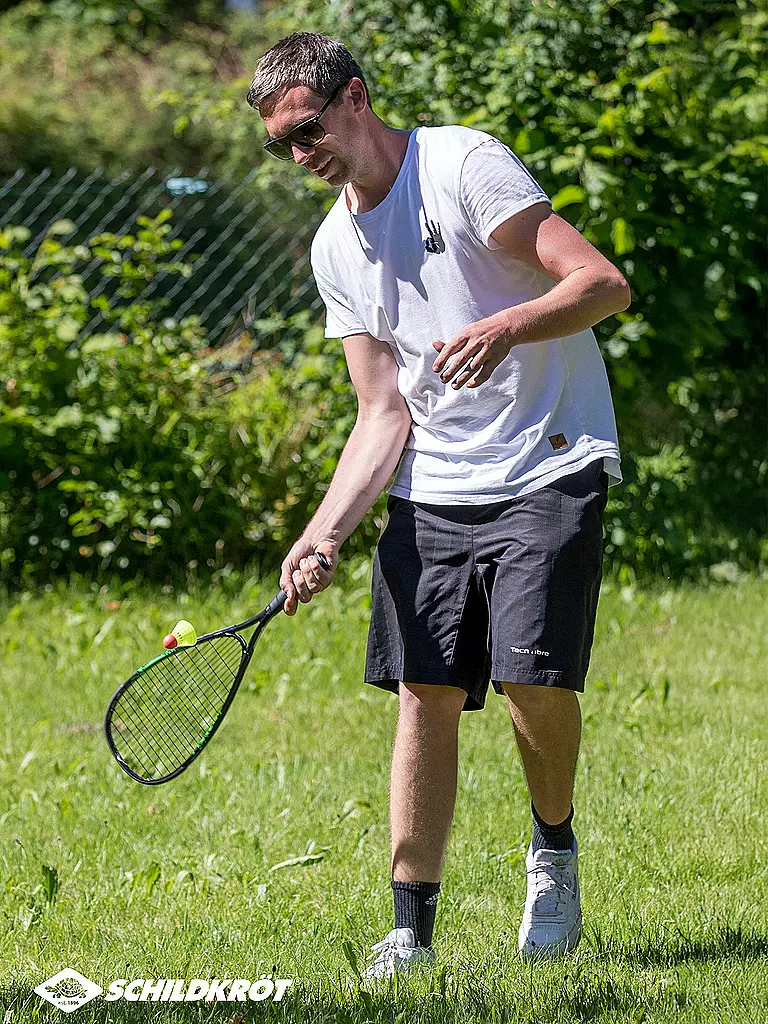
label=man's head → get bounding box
[247,32,372,186]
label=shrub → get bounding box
[0,215,375,587]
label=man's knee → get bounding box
[398,682,468,717]
[501,681,580,710]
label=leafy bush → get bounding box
[0,215,374,587]
[0,0,765,585]
[4,0,230,49]
[0,1,260,175]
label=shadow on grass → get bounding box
[587,919,768,966]
[2,923,765,1023]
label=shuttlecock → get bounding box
[162,619,197,649]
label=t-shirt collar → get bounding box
[345,128,419,222]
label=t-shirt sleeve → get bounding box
[310,247,367,339]
[458,139,551,250]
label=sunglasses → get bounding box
[263,81,348,161]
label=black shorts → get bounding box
[365,458,609,711]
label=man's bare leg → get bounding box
[501,682,581,826]
[390,682,467,882]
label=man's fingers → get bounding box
[448,349,489,389]
[466,361,497,388]
[280,581,297,615]
[438,341,486,382]
[446,352,483,386]
[279,565,296,612]
[292,566,313,603]
[293,555,332,603]
[281,547,335,614]
[435,352,464,376]
[451,365,478,389]
[300,555,331,590]
[308,554,333,586]
[432,336,467,373]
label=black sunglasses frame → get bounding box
[263,81,348,161]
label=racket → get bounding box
[104,552,330,785]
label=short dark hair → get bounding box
[246,32,370,112]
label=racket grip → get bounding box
[265,590,288,617]
[268,551,331,616]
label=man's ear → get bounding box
[346,77,369,113]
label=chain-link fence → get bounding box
[0,166,328,344]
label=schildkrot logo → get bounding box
[34,970,103,1014]
[104,978,293,1002]
[35,969,293,1012]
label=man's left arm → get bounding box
[432,202,631,389]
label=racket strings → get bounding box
[108,634,246,780]
[118,685,191,772]
[113,658,230,777]
[113,639,243,777]
[122,659,214,764]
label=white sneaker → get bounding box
[361,927,437,980]
[518,837,582,961]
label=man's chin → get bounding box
[325,165,351,187]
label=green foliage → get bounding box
[9,0,229,48]
[0,0,765,583]
[0,2,254,175]
[0,215,371,587]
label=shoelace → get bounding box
[367,936,403,969]
[367,934,425,969]
[525,860,577,917]
[369,937,396,957]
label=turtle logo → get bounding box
[34,969,103,1013]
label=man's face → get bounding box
[261,83,357,186]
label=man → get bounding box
[247,32,630,978]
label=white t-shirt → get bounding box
[310,125,622,503]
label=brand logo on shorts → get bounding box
[510,646,550,657]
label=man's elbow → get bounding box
[606,270,631,313]
[357,399,412,440]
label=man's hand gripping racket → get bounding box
[105,550,332,785]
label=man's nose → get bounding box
[292,141,317,165]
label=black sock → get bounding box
[531,801,575,853]
[391,880,441,947]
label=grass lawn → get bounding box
[0,571,765,1022]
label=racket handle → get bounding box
[267,551,332,616]
[265,590,288,617]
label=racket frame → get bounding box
[105,590,286,785]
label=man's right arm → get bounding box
[279,331,412,615]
